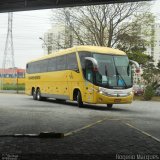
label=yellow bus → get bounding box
[25,46,139,108]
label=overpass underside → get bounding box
[0,0,152,13]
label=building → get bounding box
[0,68,25,78]
[145,23,160,64]
[130,22,160,85]
[43,25,66,54]
[132,65,144,85]
[152,23,160,64]
[43,23,81,54]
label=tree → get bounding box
[142,58,160,100]
[157,60,160,69]
[117,12,155,54]
[50,2,152,49]
[142,60,159,85]
[127,52,151,66]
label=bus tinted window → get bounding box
[33,62,39,73]
[57,55,67,70]
[78,52,92,69]
[39,60,48,73]
[48,58,57,71]
[29,63,35,73]
[27,60,48,74]
[67,53,78,70]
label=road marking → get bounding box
[124,122,160,143]
[64,117,131,137]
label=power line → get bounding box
[14,13,51,21]
[0,23,51,28]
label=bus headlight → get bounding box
[129,91,133,95]
[99,87,112,96]
[99,87,106,94]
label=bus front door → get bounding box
[84,60,95,103]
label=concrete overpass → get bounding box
[0,0,152,13]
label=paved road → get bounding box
[0,93,160,159]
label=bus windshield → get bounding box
[79,52,132,89]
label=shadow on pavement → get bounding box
[28,97,135,113]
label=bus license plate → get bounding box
[114,99,121,103]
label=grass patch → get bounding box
[1,84,25,91]
[134,95,160,101]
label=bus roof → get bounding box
[28,45,126,63]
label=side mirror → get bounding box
[127,65,130,76]
[84,57,98,83]
[85,57,98,71]
[129,60,140,73]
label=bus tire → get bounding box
[77,91,83,107]
[36,89,42,101]
[107,104,113,109]
[33,89,37,100]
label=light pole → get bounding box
[16,69,18,94]
[39,37,49,54]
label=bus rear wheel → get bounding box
[33,89,37,100]
[36,89,47,101]
[107,104,113,109]
[77,91,83,108]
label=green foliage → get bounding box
[127,52,151,66]
[51,2,153,49]
[151,81,160,90]
[117,12,155,54]
[142,59,160,86]
[157,60,160,69]
[143,85,154,101]
[2,84,25,91]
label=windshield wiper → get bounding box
[104,65,109,87]
[115,66,127,88]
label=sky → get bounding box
[0,9,52,69]
[0,0,160,69]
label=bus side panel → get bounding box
[67,70,84,101]
[49,70,69,98]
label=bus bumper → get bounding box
[96,93,133,104]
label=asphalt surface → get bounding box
[0,93,160,159]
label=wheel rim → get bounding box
[33,90,37,99]
[37,90,41,100]
[77,92,80,103]
[77,94,79,102]
[37,92,40,100]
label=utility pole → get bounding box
[1,12,16,91]
[39,37,49,54]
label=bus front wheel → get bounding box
[77,91,83,108]
[107,104,113,109]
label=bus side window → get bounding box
[67,53,78,71]
[57,55,67,71]
[48,58,57,71]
